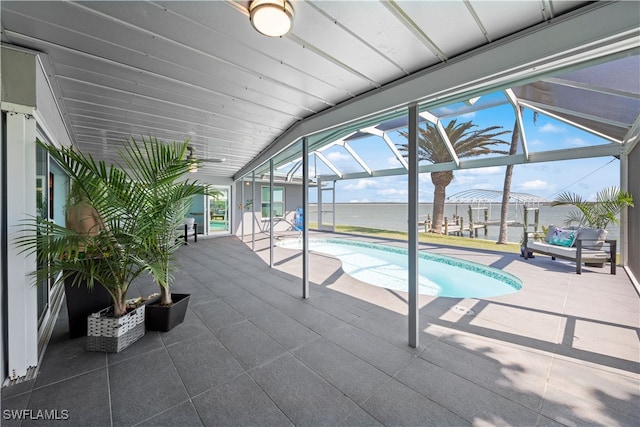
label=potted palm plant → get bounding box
[551,187,634,229]
[552,186,633,267]
[16,139,149,351]
[62,181,112,338]
[121,137,211,332]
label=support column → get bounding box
[251,171,255,251]
[408,103,419,348]
[620,144,628,265]
[240,177,244,240]
[317,177,322,228]
[269,159,274,268]
[6,111,38,378]
[302,137,309,298]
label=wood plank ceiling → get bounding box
[0,1,615,179]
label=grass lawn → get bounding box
[308,223,521,254]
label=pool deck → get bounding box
[2,231,639,426]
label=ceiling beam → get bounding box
[314,152,343,178]
[316,144,621,181]
[235,1,639,180]
[504,89,529,160]
[419,111,460,167]
[518,100,624,143]
[343,142,372,176]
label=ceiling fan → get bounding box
[186,146,226,165]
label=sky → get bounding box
[298,92,621,204]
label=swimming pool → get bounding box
[278,238,522,298]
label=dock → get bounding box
[419,205,541,238]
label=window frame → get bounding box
[261,185,285,219]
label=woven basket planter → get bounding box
[86,304,145,353]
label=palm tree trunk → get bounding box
[160,286,172,305]
[431,183,447,233]
[112,288,127,317]
[430,171,453,233]
[159,263,173,305]
[497,112,521,244]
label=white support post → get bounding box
[302,137,310,298]
[382,133,409,170]
[6,112,38,379]
[240,178,245,239]
[408,104,420,348]
[251,171,255,251]
[269,159,274,268]
[504,89,529,160]
[343,142,372,176]
[420,111,460,167]
[317,176,323,227]
[620,144,628,265]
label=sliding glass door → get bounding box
[208,186,230,235]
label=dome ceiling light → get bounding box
[249,0,294,37]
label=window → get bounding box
[261,186,284,218]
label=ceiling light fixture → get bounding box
[249,0,294,37]
[187,146,198,173]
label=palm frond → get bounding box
[552,187,633,228]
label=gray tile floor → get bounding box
[2,233,639,426]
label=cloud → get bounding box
[452,166,503,185]
[435,106,454,115]
[348,198,371,203]
[472,183,495,190]
[419,174,434,184]
[343,179,379,190]
[517,179,550,190]
[539,123,566,133]
[454,175,478,185]
[566,137,587,146]
[457,166,503,176]
[387,156,403,166]
[432,105,477,118]
[378,188,408,196]
[325,151,352,162]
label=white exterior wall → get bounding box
[5,112,38,379]
[34,56,73,149]
[2,47,73,381]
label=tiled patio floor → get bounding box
[2,232,639,426]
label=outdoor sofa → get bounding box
[523,226,616,275]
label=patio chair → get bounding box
[181,217,197,244]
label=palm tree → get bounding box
[497,110,522,244]
[398,119,510,233]
[552,186,634,229]
[17,139,149,317]
[121,136,212,306]
[16,137,209,316]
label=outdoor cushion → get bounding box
[549,228,576,247]
[528,241,577,258]
[544,225,557,243]
[575,228,607,249]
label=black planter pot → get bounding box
[520,247,535,258]
[145,293,190,332]
[585,262,604,268]
[64,273,112,339]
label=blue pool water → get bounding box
[278,238,522,298]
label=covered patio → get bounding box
[3,234,637,426]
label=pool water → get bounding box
[278,238,522,298]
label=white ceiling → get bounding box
[1,1,638,180]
